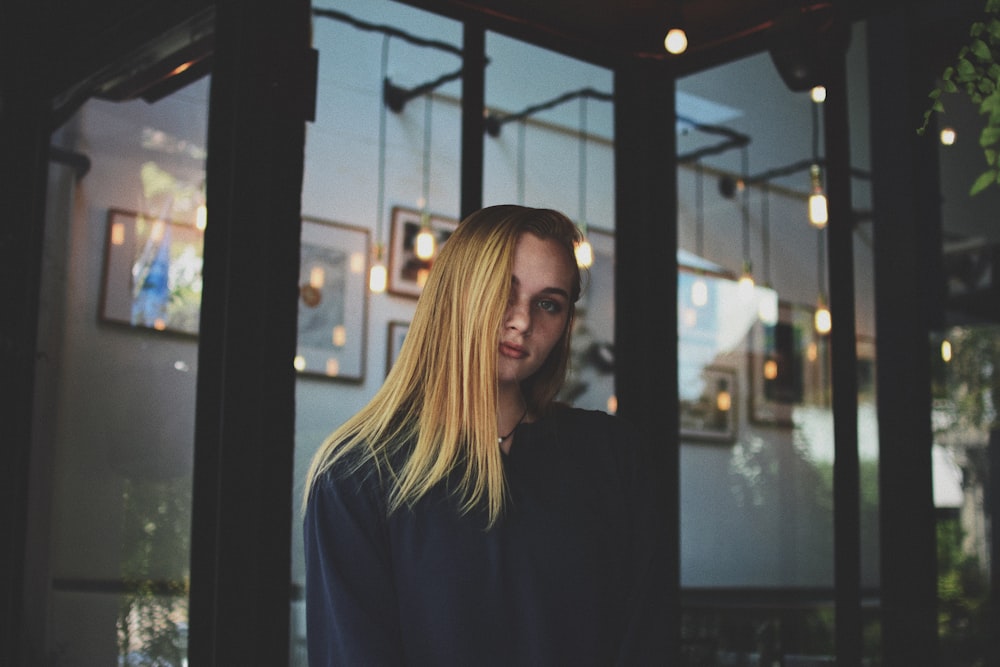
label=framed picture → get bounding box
[386,320,410,376]
[749,301,827,425]
[680,366,737,442]
[100,209,204,336]
[388,206,458,298]
[296,217,369,382]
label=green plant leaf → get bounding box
[970,169,997,195]
[980,125,1000,146]
[971,38,993,61]
[985,148,997,165]
[988,17,1000,40]
[944,79,959,93]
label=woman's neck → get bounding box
[497,386,528,452]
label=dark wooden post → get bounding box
[868,8,942,666]
[187,0,314,663]
[614,60,680,664]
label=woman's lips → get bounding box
[499,342,527,359]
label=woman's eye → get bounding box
[536,299,562,314]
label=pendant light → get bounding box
[414,93,436,261]
[756,184,779,325]
[738,147,754,296]
[370,35,391,293]
[814,227,832,334]
[691,162,709,307]
[663,7,688,54]
[808,95,828,228]
[574,96,594,268]
[517,119,526,205]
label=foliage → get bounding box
[920,0,1000,195]
[937,518,993,666]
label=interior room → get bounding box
[3,0,997,665]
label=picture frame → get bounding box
[296,217,369,382]
[386,320,410,376]
[749,301,826,426]
[100,208,204,336]
[388,206,458,298]
[680,365,737,442]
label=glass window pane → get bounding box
[676,23,877,661]
[35,76,209,664]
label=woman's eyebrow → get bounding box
[511,276,570,300]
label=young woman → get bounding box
[303,205,668,665]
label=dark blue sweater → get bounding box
[304,407,670,666]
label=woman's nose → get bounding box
[504,300,531,333]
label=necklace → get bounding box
[498,404,528,445]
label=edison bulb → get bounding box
[575,239,594,268]
[369,263,387,293]
[664,28,688,55]
[415,227,436,260]
[814,304,832,334]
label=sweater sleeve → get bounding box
[303,465,405,666]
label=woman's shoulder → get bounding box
[542,404,647,461]
[547,403,636,438]
[309,445,395,511]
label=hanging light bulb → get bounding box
[940,127,957,146]
[756,184,778,324]
[941,339,953,362]
[575,237,594,268]
[814,293,832,334]
[664,27,688,54]
[808,164,828,228]
[810,85,827,103]
[691,163,709,308]
[574,97,595,270]
[414,210,436,261]
[369,243,387,294]
[756,285,779,326]
[739,260,755,296]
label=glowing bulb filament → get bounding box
[809,165,828,228]
[369,264,387,293]
[664,28,688,54]
[575,239,594,268]
[814,304,832,334]
[415,227,436,260]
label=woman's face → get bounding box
[498,232,575,387]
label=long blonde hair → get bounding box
[303,205,583,526]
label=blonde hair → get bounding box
[303,205,583,526]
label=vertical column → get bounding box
[460,22,486,219]
[868,9,941,666]
[187,0,313,664]
[824,46,862,667]
[613,60,679,664]
[0,4,50,665]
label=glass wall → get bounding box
[674,24,879,663]
[31,77,209,664]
